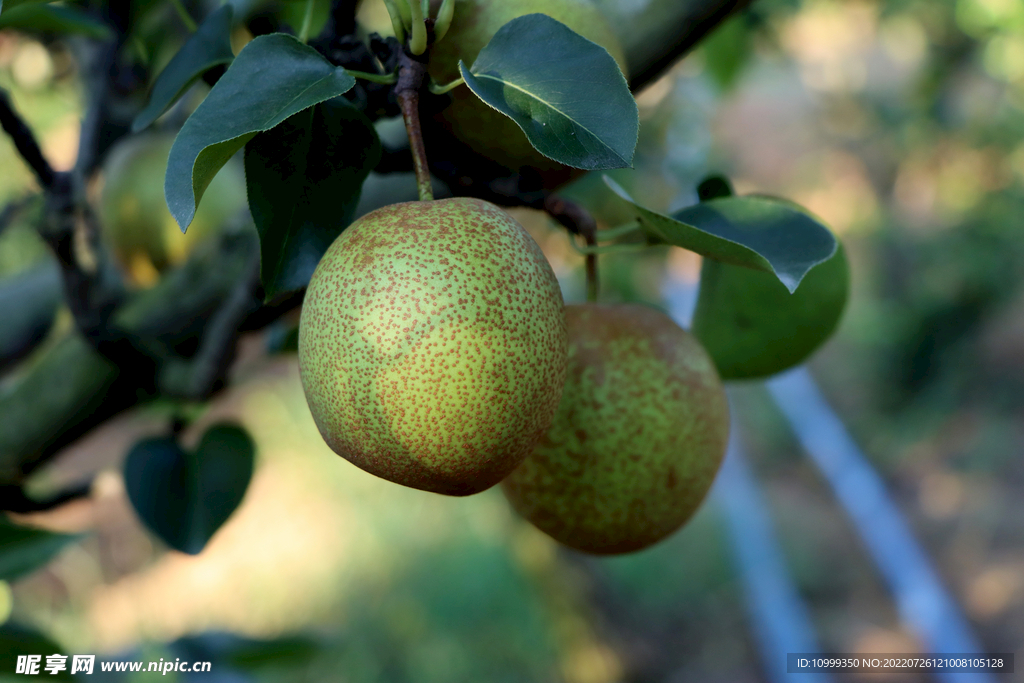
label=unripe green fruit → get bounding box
[502,304,729,554]
[428,0,627,179]
[98,133,246,284]
[298,198,569,496]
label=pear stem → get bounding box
[396,50,433,201]
[595,221,642,242]
[428,76,464,95]
[543,195,599,302]
[348,69,398,84]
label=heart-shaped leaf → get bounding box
[0,4,111,38]
[244,98,381,300]
[123,424,255,555]
[165,33,356,232]
[460,13,638,171]
[0,516,80,582]
[607,178,837,292]
[132,5,235,133]
[693,242,850,380]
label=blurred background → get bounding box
[1,0,1023,680]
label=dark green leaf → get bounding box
[165,33,355,232]
[460,13,637,171]
[0,516,79,582]
[123,424,255,555]
[132,5,235,133]
[244,99,380,299]
[693,242,850,380]
[0,623,73,680]
[0,4,111,38]
[607,178,837,292]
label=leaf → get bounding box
[693,242,850,380]
[165,33,356,232]
[459,13,638,171]
[701,14,752,90]
[606,178,837,292]
[0,0,52,16]
[244,98,381,300]
[0,517,79,582]
[0,4,111,38]
[123,424,255,555]
[132,5,235,133]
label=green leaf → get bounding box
[0,0,52,17]
[0,4,111,38]
[701,15,752,90]
[0,623,73,680]
[693,242,850,380]
[606,178,837,292]
[123,424,255,555]
[278,0,330,39]
[132,5,235,133]
[165,33,356,232]
[0,517,79,582]
[244,99,380,300]
[459,13,638,171]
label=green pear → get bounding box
[427,0,627,181]
[98,132,246,285]
[298,198,569,496]
[502,303,729,554]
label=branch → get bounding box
[159,233,262,400]
[543,195,599,301]
[597,0,758,92]
[0,229,260,485]
[0,89,55,190]
[0,482,92,514]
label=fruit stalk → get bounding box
[395,49,433,202]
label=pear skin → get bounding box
[298,198,568,496]
[502,304,729,553]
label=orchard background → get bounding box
[0,0,1022,680]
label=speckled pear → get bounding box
[298,198,568,496]
[502,304,729,554]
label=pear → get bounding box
[298,198,568,496]
[427,0,627,181]
[502,304,729,554]
[99,132,246,284]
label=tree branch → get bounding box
[0,89,55,190]
[543,195,599,301]
[595,0,758,92]
[0,228,260,485]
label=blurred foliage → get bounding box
[3,0,1024,679]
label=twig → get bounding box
[159,233,262,400]
[543,195,599,302]
[0,89,55,190]
[0,482,92,514]
[625,0,757,92]
[395,49,433,201]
